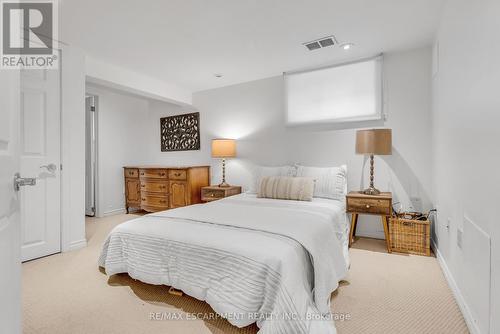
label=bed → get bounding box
[99,193,350,334]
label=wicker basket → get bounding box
[389,215,431,256]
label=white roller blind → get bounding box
[285,56,383,125]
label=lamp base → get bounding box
[362,186,381,195]
[218,182,231,188]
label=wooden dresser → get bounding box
[124,166,210,213]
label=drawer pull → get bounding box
[141,184,145,187]
[129,171,134,175]
[175,173,181,177]
[141,198,146,201]
[160,172,166,176]
[159,200,167,204]
[366,205,371,208]
[140,172,145,176]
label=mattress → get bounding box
[99,193,349,334]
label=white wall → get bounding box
[86,85,151,216]
[86,57,193,107]
[432,1,500,333]
[140,47,433,239]
[143,100,210,166]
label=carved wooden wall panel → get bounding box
[160,112,200,152]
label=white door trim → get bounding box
[84,94,101,218]
[60,45,87,252]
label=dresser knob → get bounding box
[366,205,370,208]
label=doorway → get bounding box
[85,95,98,217]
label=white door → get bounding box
[20,65,61,262]
[0,71,22,333]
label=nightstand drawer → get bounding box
[201,186,242,202]
[347,197,391,215]
[201,188,225,201]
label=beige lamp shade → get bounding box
[212,139,236,158]
[356,129,392,155]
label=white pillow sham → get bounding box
[295,164,347,200]
[247,165,297,194]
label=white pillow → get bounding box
[296,164,347,200]
[247,165,297,194]
[257,176,314,201]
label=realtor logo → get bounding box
[1,0,58,69]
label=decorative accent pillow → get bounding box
[247,165,297,194]
[295,165,347,200]
[257,176,314,201]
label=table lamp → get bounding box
[355,129,392,195]
[212,139,236,187]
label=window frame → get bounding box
[284,54,384,126]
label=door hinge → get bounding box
[60,164,63,171]
[90,106,95,112]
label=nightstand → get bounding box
[201,186,242,202]
[346,191,393,253]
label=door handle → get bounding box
[40,163,57,173]
[14,173,36,191]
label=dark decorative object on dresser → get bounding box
[160,112,200,152]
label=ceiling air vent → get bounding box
[303,35,337,51]
[305,41,321,51]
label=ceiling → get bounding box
[61,0,444,93]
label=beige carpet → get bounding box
[23,214,469,334]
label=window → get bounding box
[284,56,383,125]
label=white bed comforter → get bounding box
[99,194,349,334]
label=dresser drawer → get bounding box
[124,168,139,178]
[141,194,169,208]
[139,168,168,179]
[168,169,187,180]
[347,197,391,215]
[140,181,168,193]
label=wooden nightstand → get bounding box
[346,191,393,253]
[201,186,242,202]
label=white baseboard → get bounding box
[431,240,481,334]
[68,239,87,252]
[102,208,127,217]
